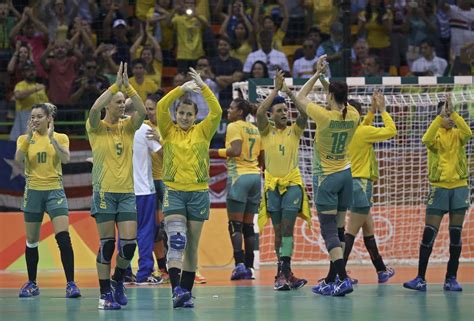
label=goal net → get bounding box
[234,77,474,265]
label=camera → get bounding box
[186,8,193,16]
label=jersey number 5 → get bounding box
[115,143,123,156]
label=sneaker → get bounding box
[66,281,81,298]
[195,270,207,284]
[19,281,40,298]
[111,280,128,305]
[312,279,333,296]
[242,267,256,280]
[123,272,136,285]
[136,274,163,285]
[378,267,395,283]
[443,276,462,292]
[332,277,354,296]
[403,276,427,292]
[98,291,121,310]
[172,286,191,308]
[273,272,291,291]
[288,272,307,290]
[230,263,248,280]
[156,269,170,284]
[183,294,195,308]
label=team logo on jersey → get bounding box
[57,198,64,205]
[200,208,206,215]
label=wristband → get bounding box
[218,148,227,158]
[19,138,31,153]
[108,83,119,94]
[125,85,137,98]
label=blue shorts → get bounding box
[313,169,353,213]
[227,174,261,214]
[351,178,373,214]
[266,185,303,213]
[426,186,469,216]
[163,186,210,221]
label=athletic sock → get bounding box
[180,271,196,292]
[343,233,355,266]
[25,246,39,282]
[169,267,181,291]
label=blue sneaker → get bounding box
[242,267,256,280]
[332,277,354,296]
[403,276,427,292]
[66,281,81,298]
[443,276,462,292]
[378,267,395,283]
[230,263,248,280]
[183,294,195,308]
[273,272,291,291]
[98,292,121,310]
[19,281,40,298]
[311,279,333,296]
[172,286,191,308]
[111,280,128,305]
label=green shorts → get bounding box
[266,185,303,213]
[313,169,353,213]
[91,191,137,223]
[351,178,373,214]
[226,174,261,214]
[154,180,165,211]
[426,186,469,216]
[163,186,210,221]
[22,188,68,222]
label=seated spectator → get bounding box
[70,57,109,110]
[250,60,269,78]
[292,39,320,79]
[254,0,288,51]
[10,60,49,141]
[410,39,448,76]
[40,39,82,107]
[129,58,159,102]
[357,0,393,70]
[294,27,322,60]
[210,36,243,113]
[352,39,369,76]
[130,23,163,88]
[40,0,78,40]
[170,0,208,72]
[243,30,290,78]
[10,7,49,79]
[363,55,386,77]
[0,0,20,70]
[6,41,32,98]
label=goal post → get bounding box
[234,76,474,265]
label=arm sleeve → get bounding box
[226,123,242,143]
[306,102,329,127]
[360,112,397,143]
[422,116,442,150]
[451,112,473,145]
[362,111,375,125]
[157,86,185,138]
[56,133,70,149]
[197,85,223,140]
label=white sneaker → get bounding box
[136,274,163,285]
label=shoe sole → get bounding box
[66,292,82,298]
[274,284,291,291]
[332,287,353,297]
[379,271,395,284]
[403,284,426,292]
[291,280,308,290]
[173,292,192,308]
[98,305,121,310]
[19,291,40,298]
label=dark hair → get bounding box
[217,34,231,46]
[31,103,56,118]
[271,96,286,108]
[250,60,269,78]
[420,38,435,48]
[232,98,255,118]
[146,90,165,103]
[231,21,249,49]
[131,58,146,68]
[367,54,381,67]
[437,101,446,115]
[366,0,387,25]
[329,81,348,119]
[177,98,198,115]
[307,26,321,37]
[348,99,362,115]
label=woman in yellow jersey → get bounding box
[156,68,222,308]
[256,71,310,291]
[15,103,81,299]
[210,98,262,281]
[288,55,360,296]
[342,92,397,284]
[86,62,146,310]
[404,97,472,292]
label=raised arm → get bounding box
[362,92,397,143]
[445,97,473,145]
[122,63,146,129]
[147,28,163,62]
[279,73,307,129]
[89,62,124,128]
[295,55,326,112]
[278,0,289,33]
[256,70,283,132]
[130,26,145,58]
[422,109,443,151]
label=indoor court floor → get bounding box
[1,264,473,321]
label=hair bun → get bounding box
[44,103,57,118]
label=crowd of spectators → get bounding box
[0,0,473,140]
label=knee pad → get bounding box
[228,220,243,235]
[97,238,115,264]
[119,239,137,261]
[337,227,345,242]
[318,214,340,252]
[165,218,187,262]
[421,225,438,247]
[242,223,255,238]
[449,226,462,247]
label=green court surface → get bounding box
[0,285,472,321]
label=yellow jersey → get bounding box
[144,120,164,180]
[133,47,163,88]
[348,111,397,180]
[157,85,222,191]
[86,117,137,193]
[135,0,155,21]
[129,76,159,103]
[172,14,205,60]
[230,40,253,64]
[226,120,261,179]
[260,122,304,178]
[17,132,68,190]
[359,10,392,49]
[307,103,360,176]
[422,112,472,189]
[14,81,49,111]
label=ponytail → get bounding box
[342,102,347,120]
